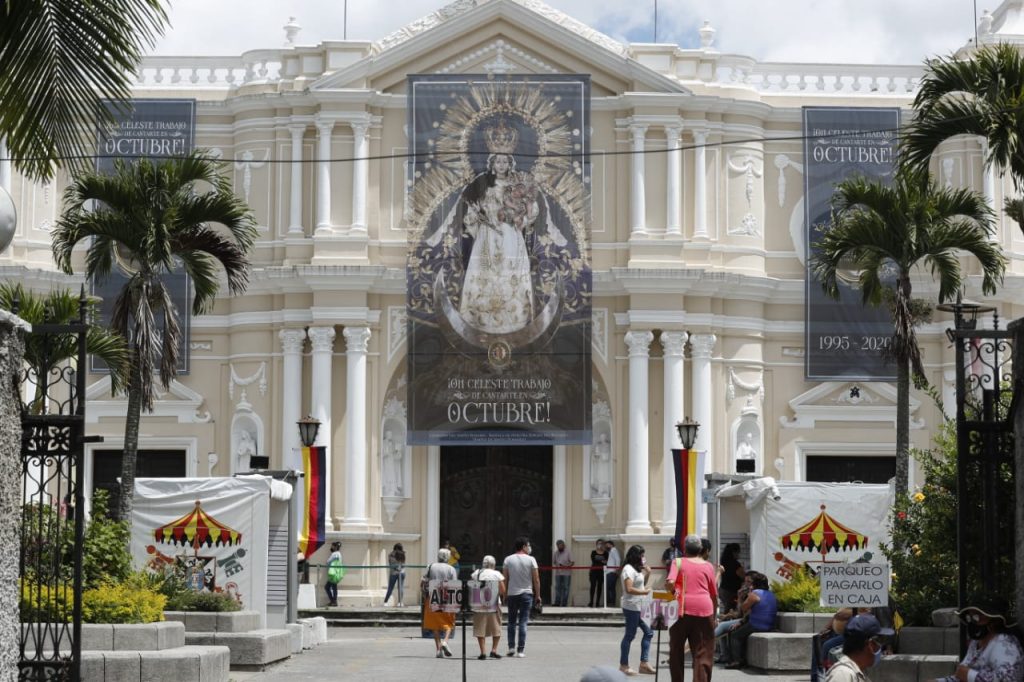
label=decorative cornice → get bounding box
[308,326,336,352]
[343,326,372,353]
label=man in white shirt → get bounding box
[552,539,574,606]
[604,540,621,608]
[503,536,540,657]
[825,614,893,682]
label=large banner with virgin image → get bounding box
[406,75,592,445]
[803,107,899,381]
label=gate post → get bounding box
[1010,318,1024,629]
[0,310,29,681]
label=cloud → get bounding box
[151,0,979,66]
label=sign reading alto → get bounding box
[803,107,899,381]
[90,99,196,374]
[406,75,592,445]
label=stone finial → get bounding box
[699,20,716,49]
[979,10,994,40]
[283,16,301,47]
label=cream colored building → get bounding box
[3,0,1023,605]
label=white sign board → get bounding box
[467,580,500,613]
[427,579,464,613]
[640,598,679,630]
[819,563,890,608]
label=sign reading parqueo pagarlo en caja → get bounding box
[818,563,890,608]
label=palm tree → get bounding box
[51,151,256,519]
[0,0,168,181]
[902,43,1024,229]
[0,283,129,413]
[810,171,1006,495]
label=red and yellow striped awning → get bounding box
[781,504,867,554]
[154,500,241,549]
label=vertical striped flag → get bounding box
[299,445,326,558]
[673,448,707,548]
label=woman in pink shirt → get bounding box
[665,534,718,682]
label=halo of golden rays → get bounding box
[409,79,588,253]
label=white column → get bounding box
[314,119,334,235]
[279,328,306,533]
[666,126,683,235]
[287,124,306,235]
[350,121,370,234]
[629,124,648,236]
[308,326,336,527]
[693,130,709,239]
[553,445,567,547]
[343,326,371,526]
[690,333,716,453]
[0,137,10,192]
[426,445,440,562]
[625,330,654,534]
[660,331,688,535]
[981,138,999,241]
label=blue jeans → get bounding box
[506,593,534,652]
[384,572,404,604]
[554,575,571,606]
[324,580,338,605]
[620,608,653,666]
[606,573,618,607]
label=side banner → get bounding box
[803,107,899,381]
[131,476,271,623]
[91,98,196,374]
[406,75,591,445]
[672,448,707,547]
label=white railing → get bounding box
[135,50,285,89]
[713,56,924,96]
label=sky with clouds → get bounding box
[151,0,988,65]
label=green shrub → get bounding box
[19,580,72,623]
[20,502,74,585]
[82,490,132,589]
[165,589,241,612]
[82,574,166,624]
[771,566,832,613]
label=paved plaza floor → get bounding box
[231,626,807,682]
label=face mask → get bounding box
[872,643,883,667]
[967,623,989,640]
[641,556,647,566]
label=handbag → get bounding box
[327,559,345,584]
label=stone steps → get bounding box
[185,629,292,671]
[301,606,624,628]
[81,645,230,682]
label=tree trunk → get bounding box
[117,348,143,522]
[895,354,910,497]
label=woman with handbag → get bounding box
[665,534,718,682]
[324,541,344,607]
[422,548,458,658]
[619,544,656,676]
[470,555,506,660]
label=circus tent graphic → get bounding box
[780,504,868,564]
[154,500,242,555]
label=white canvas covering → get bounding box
[719,478,892,582]
[131,477,271,625]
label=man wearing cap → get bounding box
[933,596,1023,682]
[825,614,894,681]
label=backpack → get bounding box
[327,558,346,584]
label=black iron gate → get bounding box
[950,312,1016,632]
[17,293,89,681]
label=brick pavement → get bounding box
[231,626,807,682]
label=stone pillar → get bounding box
[625,330,654,534]
[0,137,10,193]
[350,121,370,234]
[981,138,999,242]
[690,334,716,455]
[661,331,688,534]
[426,445,441,563]
[308,326,336,526]
[279,328,306,535]
[0,315,25,682]
[343,326,371,526]
[666,126,683,235]
[287,125,306,235]
[629,124,648,236]
[693,130,709,239]
[314,119,334,236]
[553,445,567,550]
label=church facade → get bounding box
[2,0,1022,605]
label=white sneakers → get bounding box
[515,652,526,658]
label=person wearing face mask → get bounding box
[932,597,1023,682]
[825,614,894,681]
[503,536,540,658]
[618,544,655,676]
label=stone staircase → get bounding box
[300,605,624,628]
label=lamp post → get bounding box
[671,417,701,551]
[297,415,321,448]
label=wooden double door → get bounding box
[440,445,552,597]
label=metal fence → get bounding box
[17,293,89,681]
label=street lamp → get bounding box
[297,415,321,448]
[675,417,699,450]
[937,294,996,340]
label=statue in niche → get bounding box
[590,432,612,499]
[235,429,257,471]
[735,432,757,461]
[381,429,404,497]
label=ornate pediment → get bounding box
[436,38,559,76]
[780,381,923,430]
[85,376,211,424]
